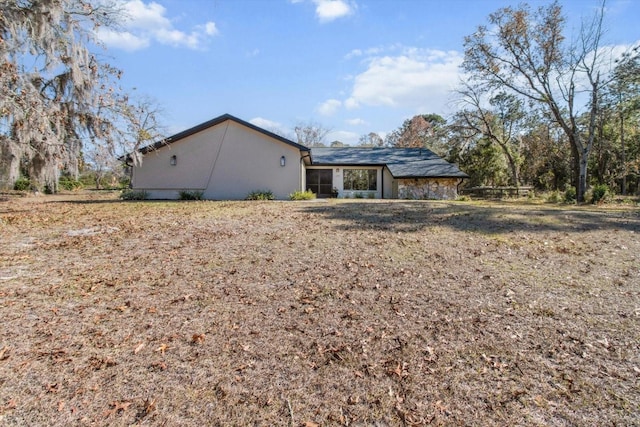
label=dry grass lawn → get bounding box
[0,192,639,426]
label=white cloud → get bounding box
[313,0,355,22]
[317,99,342,116]
[345,44,400,60]
[98,0,219,51]
[327,130,359,145]
[344,48,362,59]
[155,27,199,49]
[344,47,464,113]
[95,29,150,51]
[249,117,289,137]
[123,0,170,30]
[203,22,219,36]
[345,118,366,126]
[344,97,360,110]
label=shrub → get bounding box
[590,184,610,204]
[546,190,562,203]
[289,190,316,200]
[118,176,131,189]
[120,189,148,200]
[179,190,204,200]
[79,173,97,188]
[59,177,84,191]
[13,177,33,191]
[354,192,364,199]
[246,190,274,200]
[563,187,576,203]
[456,195,471,201]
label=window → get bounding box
[343,169,377,191]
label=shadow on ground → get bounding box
[299,201,640,234]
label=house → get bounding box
[309,147,468,199]
[127,114,468,200]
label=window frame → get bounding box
[343,169,377,191]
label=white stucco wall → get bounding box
[132,120,303,200]
[382,167,393,199]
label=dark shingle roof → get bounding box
[310,147,468,179]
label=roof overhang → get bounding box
[122,113,310,161]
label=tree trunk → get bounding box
[0,138,21,190]
[578,150,588,203]
[570,140,580,196]
[620,111,626,195]
[505,150,520,187]
[28,154,46,192]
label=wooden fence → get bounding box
[461,186,533,199]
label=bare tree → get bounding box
[83,144,119,189]
[115,96,167,165]
[385,114,448,153]
[455,84,525,186]
[294,121,331,147]
[357,132,384,147]
[462,1,608,202]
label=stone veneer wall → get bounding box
[397,178,460,200]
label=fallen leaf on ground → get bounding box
[103,400,131,418]
[155,343,169,354]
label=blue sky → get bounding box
[97,0,640,145]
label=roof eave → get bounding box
[135,113,309,155]
[392,174,469,179]
[310,162,384,167]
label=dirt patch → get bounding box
[1,193,638,426]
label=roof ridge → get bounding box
[136,113,309,155]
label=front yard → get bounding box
[1,193,638,426]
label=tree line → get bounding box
[353,2,638,200]
[1,1,638,200]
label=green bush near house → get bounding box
[179,190,204,200]
[59,176,84,191]
[246,190,274,200]
[13,177,33,191]
[563,187,576,203]
[289,190,316,200]
[118,176,131,189]
[590,184,610,204]
[546,190,562,203]
[120,189,148,200]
